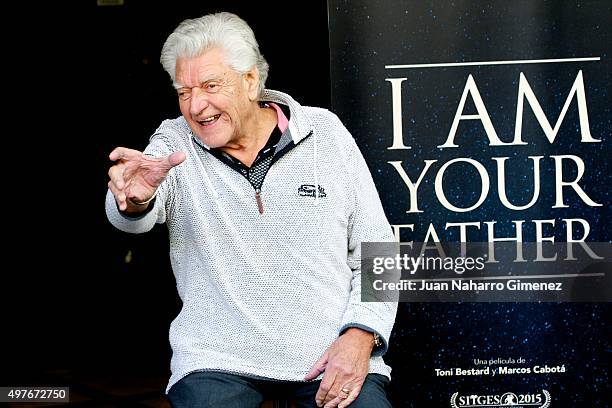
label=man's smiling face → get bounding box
[175,47,257,148]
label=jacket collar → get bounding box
[260,89,314,144]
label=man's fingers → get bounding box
[305,352,329,381]
[109,147,142,162]
[315,371,337,407]
[139,151,186,178]
[108,165,126,190]
[167,151,187,168]
[304,363,326,381]
[108,181,127,211]
[156,151,187,172]
[323,396,343,408]
[337,384,362,408]
[107,180,126,201]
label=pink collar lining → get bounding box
[267,102,289,133]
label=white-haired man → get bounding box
[106,12,397,408]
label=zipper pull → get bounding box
[255,189,264,214]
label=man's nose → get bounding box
[189,87,209,116]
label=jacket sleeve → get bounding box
[334,115,399,357]
[105,134,175,234]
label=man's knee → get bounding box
[167,371,264,408]
[349,374,392,408]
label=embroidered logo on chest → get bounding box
[298,184,327,198]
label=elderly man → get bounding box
[106,12,397,408]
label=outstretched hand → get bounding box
[107,147,186,212]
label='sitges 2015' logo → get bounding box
[450,390,551,407]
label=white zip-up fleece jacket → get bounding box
[105,90,398,393]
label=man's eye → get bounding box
[206,83,219,92]
[178,92,191,100]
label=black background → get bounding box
[5,0,331,389]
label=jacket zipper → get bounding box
[255,189,264,214]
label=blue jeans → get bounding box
[167,371,392,408]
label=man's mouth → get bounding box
[197,114,221,127]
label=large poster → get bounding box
[329,1,610,406]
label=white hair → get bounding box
[160,12,269,97]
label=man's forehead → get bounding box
[173,72,233,90]
[175,52,233,88]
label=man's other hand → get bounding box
[304,328,374,408]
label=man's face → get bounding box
[175,47,258,148]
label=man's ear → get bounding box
[244,67,260,101]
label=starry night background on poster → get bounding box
[328,1,610,406]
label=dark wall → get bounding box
[6,1,330,377]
